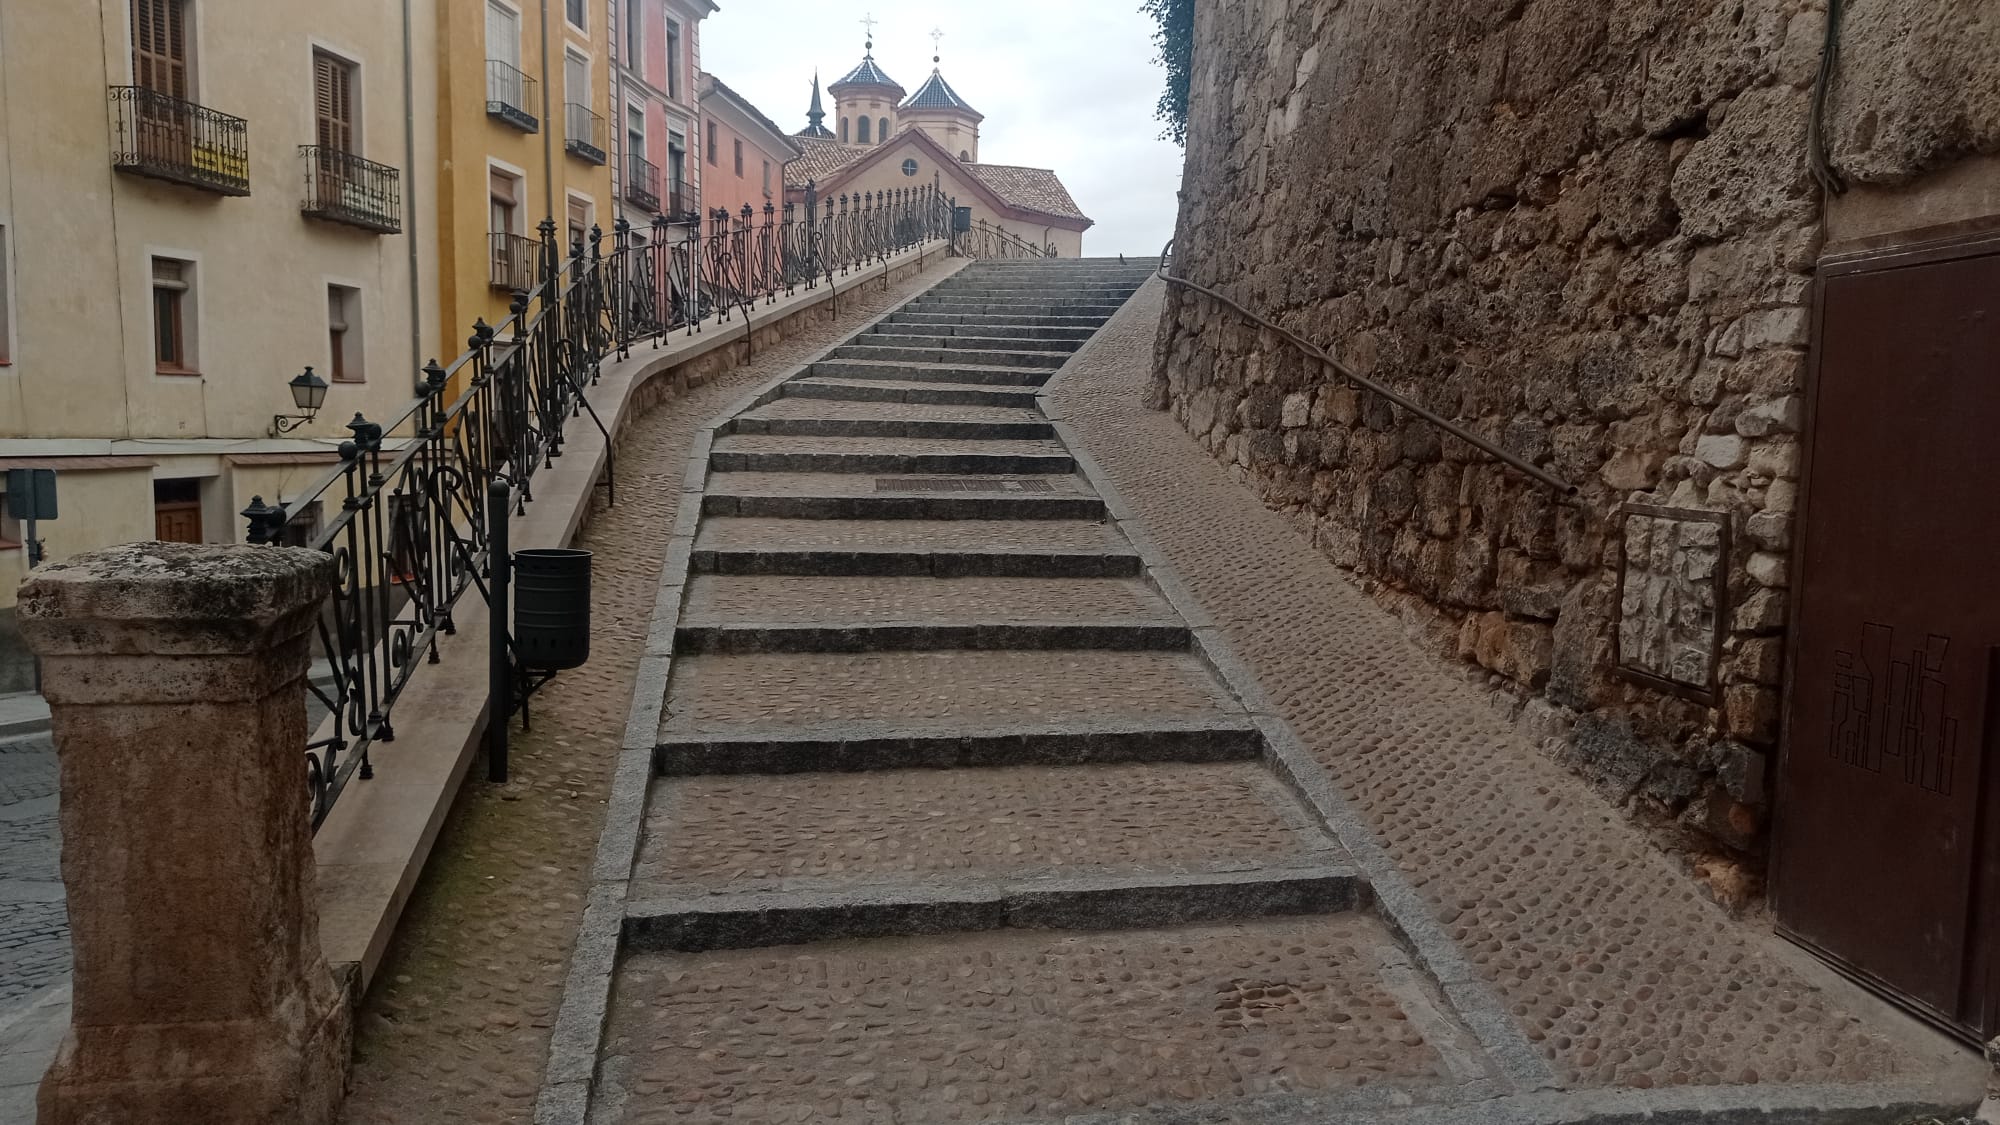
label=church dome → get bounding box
[828,52,903,98]
[901,69,982,121]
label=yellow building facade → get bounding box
[436,0,615,364]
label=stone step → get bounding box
[807,358,1054,386]
[621,867,1364,952]
[707,434,1074,476]
[598,913,1465,1121]
[674,620,1192,654]
[729,415,1055,440]
[659,648,1240,742]
[690,517,1139,577]
[827,343,1069,370]
[867,321,1097,341]
[681,574,1177,627]
[702,490,1106,521]
[782,377,1040,408]
[632,761,1340,899]
[858,331,1080,353]
[907,300,1128,317]
[883,311,1109,329]
[654,715,1266,775]
[927,285,1139,300]
[735,396,1045,431]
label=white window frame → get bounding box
[563,0,588,38]
[145,246,202,377]
[324,279,365,383]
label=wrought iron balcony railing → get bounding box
[490,231,542,291]
[299,146,402,234]
[109,85,250,196]
[624,153,661,213]
[668,177,696,221]
[564,103,607,165]
[486,60,538,132]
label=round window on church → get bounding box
[902,158,919,177]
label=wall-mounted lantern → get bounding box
[270,366,330,435]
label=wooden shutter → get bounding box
[314,54,353,154]
[132,0,188,99]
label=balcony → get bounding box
[667,177,695,221]
[624,153,660,214]
[299,147,402,234]
[564,103,607,165]
[490,231,542,291]
[109,85,250,196]
[486,61,538,133]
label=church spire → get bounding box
[802,71,833,137]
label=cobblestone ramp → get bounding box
[558,260,1551,1124]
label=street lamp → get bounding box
[271,366,330,435]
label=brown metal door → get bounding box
[1772,232,2000,1039]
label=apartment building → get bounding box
[610,0,715,234]
[696,72,800,223]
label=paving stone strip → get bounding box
[538,259,1613,1124]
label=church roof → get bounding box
[829,53,902,95]
[964,162,1087,222]
[786,136,870,186]
[900,69,982,119]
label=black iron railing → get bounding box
[486,60,538,132]
[300,146,402,234]
[624,153,661,212]
[667,177,695,221]
[249,187,954,830]
[959,218,1054,259]
[564,103,607,165]
[490,231,542,290]
[109,85,250,196]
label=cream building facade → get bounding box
[0,0,440,685]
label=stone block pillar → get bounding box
[19,543,349,1125]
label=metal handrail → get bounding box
[1154,240,1579,498]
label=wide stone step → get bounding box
[659,648,1239,741]
[868,321,1097,341]
[908,300,1128,317]
[674,620,1191,654]
[827,343,1068,369]
[859,331,1079,353]
[632,761,1342,899]
[597,912,1475,1124]
[702,490,1103,522]
[783,377,1040,408]
[707,434,1073,476]
[654,716,1266,775]
[807,359,1053,386]
[689,516,1139,576]
[681,574,1176,627]
[730,415,1055,440]
[927,285,1139,300]
[882,311,1108,330]
[734,397,1047,434]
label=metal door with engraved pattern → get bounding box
[1772,229,2000,1041]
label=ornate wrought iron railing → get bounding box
[564,103,607,165]
[490,231,542,290]
[486,60,538,132]
[957,218,1054,259]
[249,185,954,830]
[624,152,661,213]
[300,146,402,234]
[108,85,251,196]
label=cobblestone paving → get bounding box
[1046,280,1926,1090]
[661,650,1241,734]
[599,915,1448,1123]
[682,575,1175,625]
[636,763,1329,892]
[338,265,961,1125]
[0,735,65,1012]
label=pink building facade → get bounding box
[611,0,715,235]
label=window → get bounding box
[153,479,203,543]
[489,167,520,235]
[706,121,717,164]
[486,1,519,69]
[132,0,191,98]
[624,0,640,66]
[857,116,871,144]
[627,105,645,161]
[280,500,323,549]
[151,256,195,373]
[0,224,12,365]
[565,49,588,109]
[313,51,357,155]
[567,196,592,251]
[732,138,743,177]
[959,149,969,161]
[901,158,918,177]
[327,285,362,382]
[761,160,771,196]
[564,0,586,32]
[668,132,685,181]
[878,117,889,142]
[839,116,848,143]
[665,20,680,98]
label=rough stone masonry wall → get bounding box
[1155,0,2000,881]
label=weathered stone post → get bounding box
[20,542,349,1125]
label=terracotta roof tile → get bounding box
[964,163,1088,222]
[784,136,871,188]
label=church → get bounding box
[785,34,1093,256]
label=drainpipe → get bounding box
[539,0,555,224]
[402,0,423,375]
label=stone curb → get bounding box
[687,547,1145,578]
[652,718,1266,775]
[699,493,1106,521]
[622,866,1366,953]
[670,620,1192,655]
[529,253,974,1125]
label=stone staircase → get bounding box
[585,259,1512,1122]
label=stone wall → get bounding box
[1155,0,2000,885]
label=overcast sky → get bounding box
[699,2,1183,256]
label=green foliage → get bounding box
[1142,0,1194,145]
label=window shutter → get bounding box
[132,0,188,98]
[313,55,354,153]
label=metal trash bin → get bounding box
[512,548,592,670]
